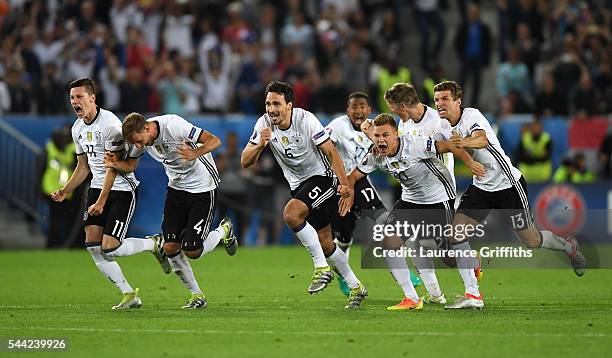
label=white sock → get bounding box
[419,269,442,297]
[453,242,480,297]
[104,238,154,257]
[540,231,572,253]
[168,253,202,294]
[385,255,419,301]
[334,238,352,259]
[326,245,360,289]
[87,245,134,293]
[292,222,327,268]
[202,227,224,255]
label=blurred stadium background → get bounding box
[0,0,610,249]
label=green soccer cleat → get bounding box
[219,216,238,256]
[112,288,142,310]
[147,234,171,274]
[181,293,207,309]
[444,293,484,310]
[308,266,334,294]
[345,283,368,309]
[337,276,350,297]
[423,293,447,304]
[410,270,423,287]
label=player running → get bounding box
[51,77,168,310]
[106,112,238,309]
[433,81,587,310]
[345,113,485,310]
[241,81,367,309]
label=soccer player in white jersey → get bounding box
[51,78,168,310]
[106,112,238,309]
[326,92,423,296]
[241,81,367,309]
[433,81,587,309]
[346,113,485,310]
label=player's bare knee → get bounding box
[101,236,121,252]
[183,249,202,259]
[163,242,181,255]
[382,236,403,250]
[317,226,335,255]
[517,228,540,248]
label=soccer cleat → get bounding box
[307,266,334,294]
[444,293,484,310]
[565,237,586,277]
[423,293,447,304]
[345,283,368,309]
[148,234,171,274]
[386,297,423,311]
[112,288,142,310]
[219,216,238,256]
[181,293,207,309]
[410,270,423,287]
[337,276,350,297]
[474,254,483,282]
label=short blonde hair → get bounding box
[122,112,147,141]
[384,83,420,107]
[373,113,397,128]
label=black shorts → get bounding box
[385,199,455,246]
[162,187,217,251]
[457,176,533,231]
[330,176,386,243]
[84,188,137,240]
[291,175,338,231]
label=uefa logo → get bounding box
[535,184,586,236]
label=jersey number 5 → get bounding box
[284,148,294,158]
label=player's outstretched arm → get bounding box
[241,127,271,168]
[51,154,90,202]
[436,140,486,177]
[360,119,374,142]
[104,152,140,173]
[451,129,489,149]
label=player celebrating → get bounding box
[346,113,485,310]
[326,92,421,295]
[108,112,238,309]
[51,78,168,310]
[241,81,367,309]
[433,81,587,309]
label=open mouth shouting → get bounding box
[73,105,84,117]
[268,112,280,123]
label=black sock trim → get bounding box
[537,231,544,248]
[324,243,338,258]
[291,221,307,233]
[166,250,182,258]
[85,242,102,248]
[102,245,120,254]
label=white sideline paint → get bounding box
[0,326,607,338]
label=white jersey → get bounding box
[130,114,219,193]
[326,115,372,173]
[397,104,455,187]
[440,108,522,192]
[249,108,333,190]
[358,134,455,204]
[72,107,138,192]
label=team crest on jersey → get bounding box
[155,145,163,154]
[281,136,289,146]
[535,185,585,236]
[291,133,302,144]
[94,131,102,143]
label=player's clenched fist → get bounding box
[51,189,68,202]
[259,127,272,147]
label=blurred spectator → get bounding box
[339,37,370,93]
[569,70,600,117]
[496,45,531,103]
[36,62,66,114]
[552,33,582,95]
[19,26,42,86]
[281,11,314,62]
[256,4,279,68]
[63,37,96,82]
[370,7,400,62]
[312,62,349,114]
[235,44,266,114]
[516,120,552,183]
[110,0,143,45]
[152,60,187,116]
[98,53,123,112]
[125,26,153,70]
[514,22,539,79]
[553,152,596,183]
[5,66,30,113]
[139,1,163,52]
[216,132,248,242]
[199,44,232,114]
[32,27,65,67]
[163,1,194,58]
[119,66,151,114]
[455,2,491,106]
[422,64,447,108]
[598,132,612,178]
[414,0,445,71]
[0,67,9,114]
[40,126,76,248]
[375,58,411,113]
[534,73,568,116]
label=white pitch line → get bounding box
[0,326,607,339]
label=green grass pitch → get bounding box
[0,246,610,357]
